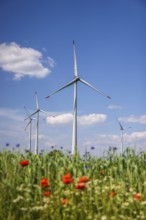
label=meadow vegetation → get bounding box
[0,148,146,220]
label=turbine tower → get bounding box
[25,92,52,154]
[24,106,35,152]
[46,41,111,154]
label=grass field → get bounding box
[0,148,146,220]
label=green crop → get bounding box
[0,148,146,220]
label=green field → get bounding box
[0,148,146,220]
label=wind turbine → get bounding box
[116,117,125,153]
[46,41,111,155]
[25,92,52,154]
[24,106,35,152]
[116,117,131,153]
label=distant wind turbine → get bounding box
[46,41,111,155]
[116,117,131,153]
[25,92,52,154]
[116,117,125,153]
[24,106,35,152]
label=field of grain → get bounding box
[0,148,146,220]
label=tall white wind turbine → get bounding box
[24,106,35,152]
[26,92,52,154]
[46,41,111,155]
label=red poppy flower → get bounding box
[61,198,69,204]
[133,193,141,200]
[110,191,116,197]
[75,182,86,189]
[41,178,49,187]
[20,160,29,167]
[43,191,51,197]
[79,176,89,183]
[62,173,73,184]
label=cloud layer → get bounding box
[46,113,107,126]
[0,42,55,80]
[120,115,146,124]
[0,108,146,155]
[78,114,107,126]
[124,131,146,142]
[46,113,73,125]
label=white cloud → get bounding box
[46,113,107,126]
[78,114,107,126]
[124,131,146,141]
[120,115,146,124]
[0,42,55,80]
[108,104,123,109]
[46,113,73,125]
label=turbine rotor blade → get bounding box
[24,121,31,131]
[24,116,30,121]
[73,40,78,77]
[116,118,124,130]
[25,109,39,120]
[24,115,35,121]
[45,79,75,99]
[79,78,111,99]
[35,91,39,109]
[39,109,52,116]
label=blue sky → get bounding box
[0,0,146,156]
